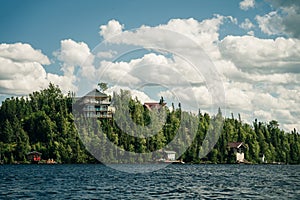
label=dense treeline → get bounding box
[0,84,96,164]
[0,84,299,164]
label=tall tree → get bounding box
[98,82,108,92]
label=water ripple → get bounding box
[0,164,299,199]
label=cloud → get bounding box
[253,110,272,121]
[53,39,96,95]
[107,85,154,104]
[256,1,300,38]
[0,43,50,64]
[96,50,117,59]
[218,34,300,130]
[224,84,253,109]
[240,0,255,11]
[0,58,47,95]
[255,11,285,36]
[99,19,124,40]
[265,0,300,11]
[247,31,255,36]
[240,18,255,30]
[0,43,49,95]
[55,39,93,76]
[94,16,231,90]
[97,18,300,131]
[0,42,77,96]
[219,35,300,74]
[94,52,206,88]
[218,35,300,128]
[99,16,236,60]
[3,15,299,132]
[94,17,231,112]
[158,86,212,111]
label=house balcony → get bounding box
[83,106,108,112]
[97,113,113,118]
[84,112,113,119]
[83,99,111,104]
[96,111,112,118]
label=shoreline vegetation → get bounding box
[0,84,299,165]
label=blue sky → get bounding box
[0,0,299,131]
[1,0,270,53]
[0,0,273,77]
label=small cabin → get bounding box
[164,150,176,161]
[27,151,42,164]
[228,142,246,163]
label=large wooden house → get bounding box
[77,89,114,119]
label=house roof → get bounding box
[144,102,166,110]
[27,151,42,155]
[84,89,108,98]
[228,142,245,149]
[164,150,176,154]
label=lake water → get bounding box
[0,164,299,199]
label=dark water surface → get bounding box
[0,164,299,199]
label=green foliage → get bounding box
[98,82,108,92]
[0,83,89,164]
[0,84,299,164]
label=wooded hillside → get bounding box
[0,84,299,164]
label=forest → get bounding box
[0,84,299,164]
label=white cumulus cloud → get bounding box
[3,15,299,132]
[0,42,79,96]
[0,43,50,65]
[99,19,124,40]
[55,39,93,76]
[256,11,285,36]
[240,18,255,30]
[256,2,300,38]
[240,0,255,11]
[219,35,300,73]
[95,18,300,131]
[0,43,50,95]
